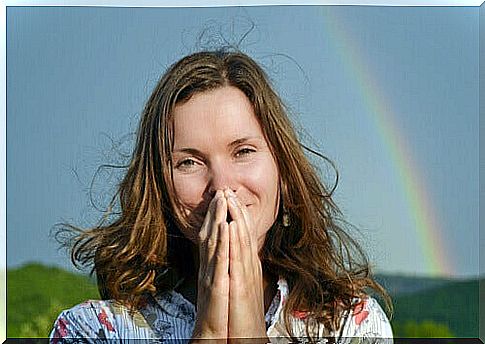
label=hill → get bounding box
[391,278,480,337]
[7,263,99,337]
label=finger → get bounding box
[229,220,243,279]
[224,189,244,222]
[208,194,227,249]
[223,189,252,227]
[226,195,254,263]
[205,194,226,258]
[227,193,262,281]
[237,196,253,230]
[214,191,228,225]
[207,196,228,283]
[225,193,250,243]
[198,190,222,242]
[199,190,224,267]
[223,189,253,235]
[212,221,229,285]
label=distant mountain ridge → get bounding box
[374,273,456,296]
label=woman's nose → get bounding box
[208,161,236,195]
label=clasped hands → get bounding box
[191,189,268,343]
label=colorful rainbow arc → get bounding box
[321,8,454,277]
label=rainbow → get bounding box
[320,8,454,276]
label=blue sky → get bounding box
[5,4,480,277]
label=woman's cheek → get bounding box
[242,157,278,193]
[172,175,208,243]
[173,175,206,213]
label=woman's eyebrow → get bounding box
[172,147,202,155]
[173,136,264,154]
[228,136,264,148]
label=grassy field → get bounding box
[7,263,99,337]
[392,278,479,337]
[6,263,479,338]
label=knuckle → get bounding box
[199,275,211,290]
[207,237,217,250]
[241,234,251,247]
[212,279,229,294]
[214,250,227,262]
[207,257,216,271]
[254,261,261,273]
[217,234,227,248]
[233,282,249,297]
[199,239,208,252]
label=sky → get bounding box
[4,4,481,278]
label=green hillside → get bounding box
[7,263,99,337]
[392,278,479,337]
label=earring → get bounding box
[279,180,290,227]
[282,205,290,227]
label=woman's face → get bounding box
[171,86,280,250]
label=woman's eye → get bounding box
[235,148,255,158]
[176,159,197,169]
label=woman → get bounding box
[50,50,393,343]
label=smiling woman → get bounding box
[50,50,393,343]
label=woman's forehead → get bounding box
[171,86,267,150]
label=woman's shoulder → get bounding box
[49,299,154,342]
[340,295,393,340]
[49,291,197,342]
[269,279,393,341]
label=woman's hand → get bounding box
[191,189,267,343]
[225,189,268,344]
[191,190,230,342]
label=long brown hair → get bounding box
[59,49,391,341]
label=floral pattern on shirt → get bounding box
[353,299,370,326]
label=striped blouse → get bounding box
[49,278,393,343]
